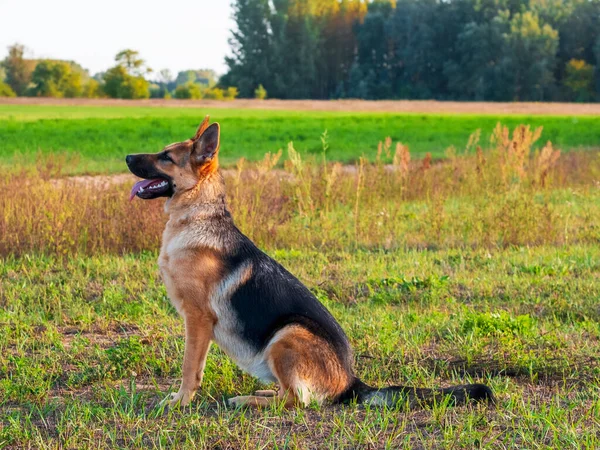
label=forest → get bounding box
[222,0,600,101]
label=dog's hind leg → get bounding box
[254,389,277,397]
[228,389,278,407]
[228,387,298,408]
[228,325,352,409]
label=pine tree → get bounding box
[223,0,273,98]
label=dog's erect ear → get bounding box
[192,122,220,166]
[193,115,211,141]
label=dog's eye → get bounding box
[160,152,174,163]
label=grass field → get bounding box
[3,246,600,448]
[1,104,600,174]
[1,103,600,448]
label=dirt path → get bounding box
[50,173,135,189]
[4,97,600,116]
[53,168,324,189]
[54,165,368,189]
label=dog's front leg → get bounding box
[163,313,213,407]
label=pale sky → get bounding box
[0,0,234,78]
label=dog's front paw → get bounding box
[160,390,194,408]
[227,395,250,408]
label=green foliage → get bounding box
[461,311,535,337]
[364,275,449,304]
[225,0,600,101]
[349,4,562,101]
[174,82,203,99]
[445,15,512,101]
[157,68,173,85]
[114,49,151,77]
[2,43,32,95]
[172,84,238,101]
[28,60,84,98]
[153,69,174,98]
[176,70,196,86]
[224,0,368,99]
[595,36,600,95]
[225,86,239,100]
[106,336,145,378]
[254,84,267,99]
[149,82,172,99]
[82,79,101,98]
[102,65,150,99]
[203,87,224,100]
[101,50,151,99]
[564,59,595,102]
[223,0,274,97]
[504,11,559,101]
[175,69,216,87]
[0,80,16,97]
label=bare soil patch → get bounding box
[4,97,600,115]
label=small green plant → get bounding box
[364,275,450,304]
[254,84,267,100]
[106,336,145,378]
[0,80,17,97]
[203,87,224,100]
[225,86,239,100]
[461,311,536,337]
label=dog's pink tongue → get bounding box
[129,179,156,201]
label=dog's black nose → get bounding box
[126,155,133,165]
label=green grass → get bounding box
[1,105,599,174]
[3,105,600,447]
[2,246,600,448]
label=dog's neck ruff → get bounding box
[165,172,226,214]
[168,199,230,224]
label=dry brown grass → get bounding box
[1,125,598,258]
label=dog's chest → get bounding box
[158,245,185,316]
[157,227,201,315]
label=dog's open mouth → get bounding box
[129,178,171,200]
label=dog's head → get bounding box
[126,116,220,201]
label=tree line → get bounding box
[222,0,600,101]
[0,46,237,100]
[3,0,599,102]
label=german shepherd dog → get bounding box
[125,116,494,409]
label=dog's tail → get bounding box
[336,377,494,407]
